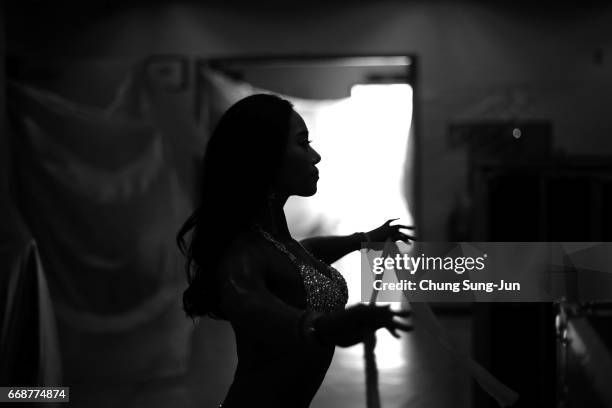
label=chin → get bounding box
[307,182,318,196]
[296,185,318,197]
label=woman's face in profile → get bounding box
[275,111,322,197]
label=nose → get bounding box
[312,148,322,165]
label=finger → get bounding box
[385,218,400,225]
[386,326,400,339]
[392,233,416,243]
[395,232,416,241]
[372,305,395,323]
[392,321,414,332]
[395,224,415,230]
[392,309,412,318]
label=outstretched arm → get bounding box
[300,219,415,265]
[299,233,363,265]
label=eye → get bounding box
[299,139,312,147]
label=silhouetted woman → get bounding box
[177,94,414,408]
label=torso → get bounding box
[219,228,348,408]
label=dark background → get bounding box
[2,1,612,407]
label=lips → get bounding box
[311,168,319,178]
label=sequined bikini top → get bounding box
[255,226,348,314]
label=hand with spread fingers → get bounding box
[313,304,413,347]
[366,218,416,243]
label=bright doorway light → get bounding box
[286,83,414,306]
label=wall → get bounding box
[8,1,612,240]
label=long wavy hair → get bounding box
[177,94,294,319]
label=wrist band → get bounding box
[358,232,371,244]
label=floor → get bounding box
[187,313,473,408]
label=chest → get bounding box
[261,240,348,313]
[264,247,309,309]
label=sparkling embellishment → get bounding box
[255,226,349,314]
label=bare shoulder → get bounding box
[218,229,269,276]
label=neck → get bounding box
[253,193,291,241]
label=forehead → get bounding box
[289,111,308,135]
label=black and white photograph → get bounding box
[2,1,612,407]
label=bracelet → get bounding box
[358,232,372,244]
